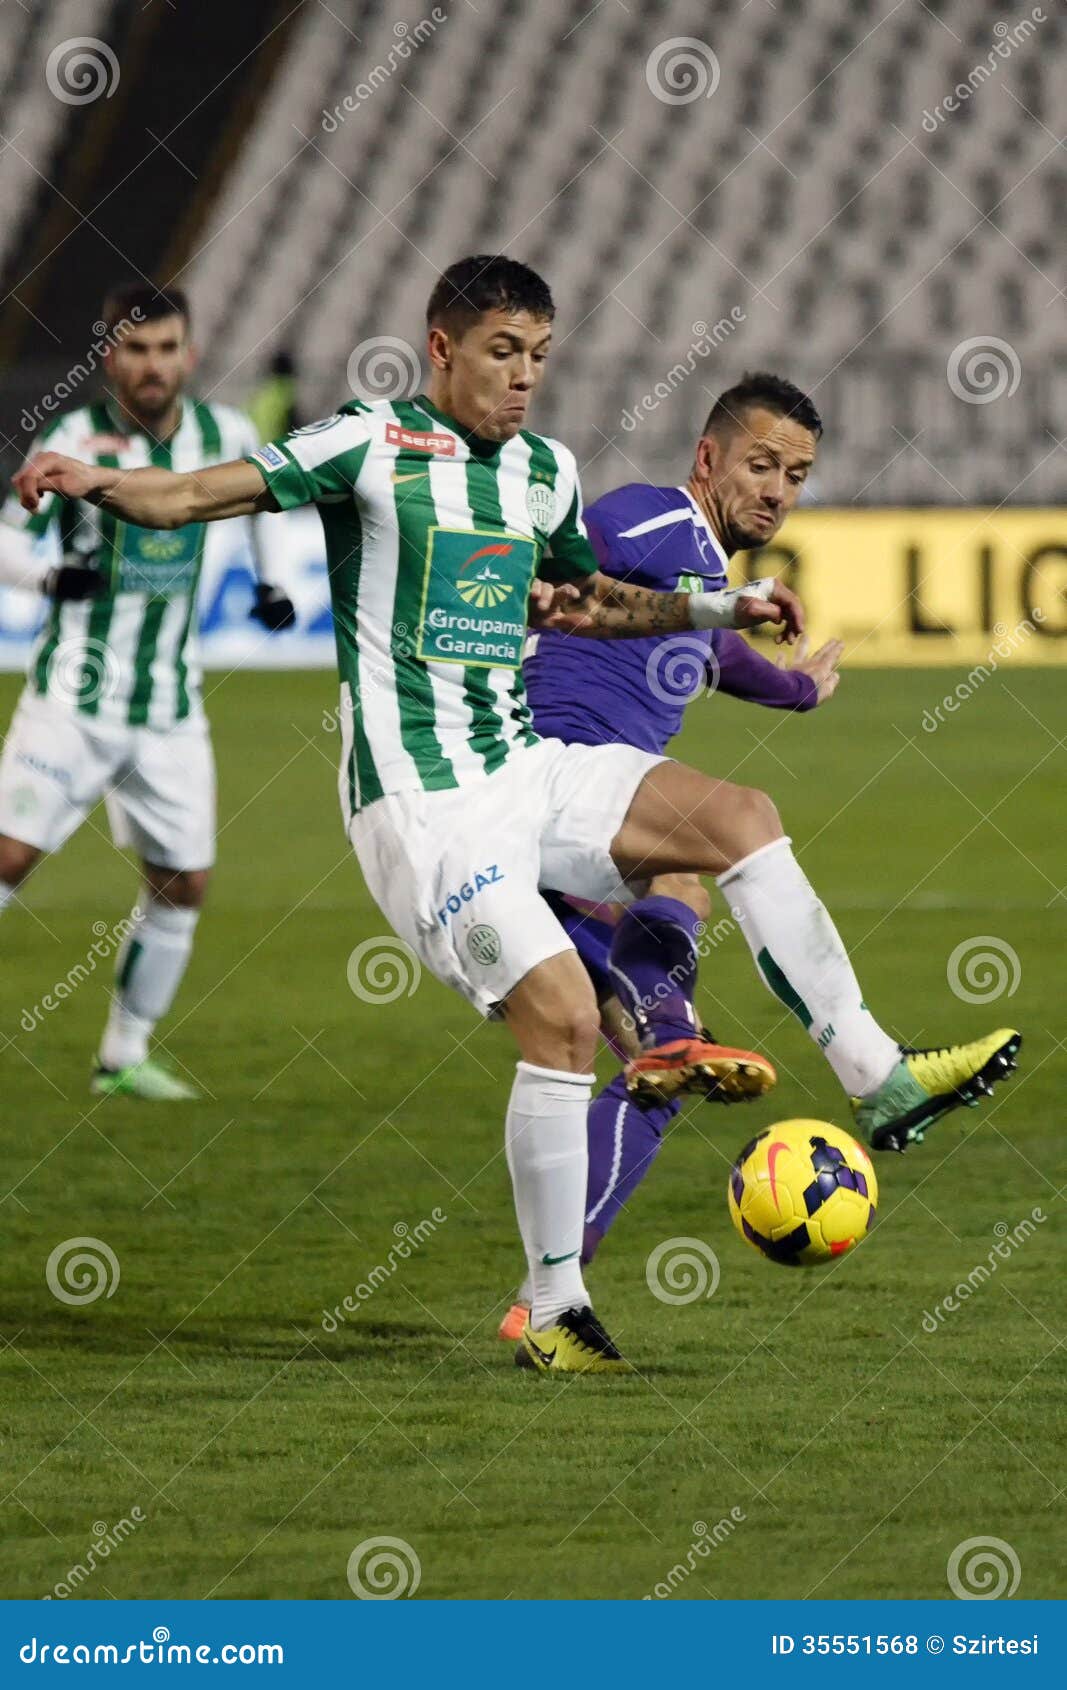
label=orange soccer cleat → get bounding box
[497,1300,531,1342]
[624,1031,776,1107]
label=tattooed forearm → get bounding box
[572,579,691,638]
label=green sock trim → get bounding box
[116,937,143,995]
[757,946,813,1030]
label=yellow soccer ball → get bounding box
[727,1119,878,1267]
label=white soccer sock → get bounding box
[717,837,900,1098]
[98,901,199,1070]
[0,881,15,913]
[505,1060,593,1330]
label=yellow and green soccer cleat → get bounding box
[624,1029,776,1108]
[90,1057,201,1101]
[853,1028,1021,1152]
[515,1306,629,1374]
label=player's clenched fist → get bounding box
[14,451,104,513]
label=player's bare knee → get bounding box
[0,835,41,888]
[728,786,782,859]
[143,864,210,909]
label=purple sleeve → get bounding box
[711,629,818,711]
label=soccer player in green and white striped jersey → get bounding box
[0,284,295,1099]
[18,254,1001,1374]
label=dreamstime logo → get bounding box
[644,1510,746,1598]
[617,908,740,1041]
[44,1510,146,1600]
[321,1209,447,1330]
[947,1535,1021,1599]
[45,638,121,710]
[920,611,1044,732]
[346,936,422,1003]
[645,636,720,705]
[645,1237,720,1305]
[346,337,422,403]
[46,37,120,105]
[20,913,138,1034]
[921,9,1046,132]
[46,1237,120,1306]
[947,336,1021,405]
[646,37,720,105]
[321,9,447,131]
[921,1207,1045,1333]
[21,310,144,436]
[947,936,1020,1004]
[346,1536,421,1599]
[620,312,745,431]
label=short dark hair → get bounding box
[426,255,554,338]
[100,282,191,337]
[701,371,822,442]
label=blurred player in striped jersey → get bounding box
[13,258,1020,1374]
[0,284,295,1099]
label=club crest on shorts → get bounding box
[467,924,501,966]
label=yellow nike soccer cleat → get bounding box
[515,1306,629,1374]
[497,1301,530,1342]
[624,1030,776,1107]
[853,1028,1022,1152]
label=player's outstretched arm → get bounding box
[13,452,274,531]
[529,571,804,645]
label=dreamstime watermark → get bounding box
[947,1535,1021,1599]
[921,9,1046,132]
[43,1511,146,1599]
[646,38,720,105]
[921,1208,1046,1333]
[21,310,143,436]
[618,909,740,1040]
[644,636,721,705]
[643,1510,746,1598]
[322,11,447,131]
[321,1210,447,1330]
[42,636,123,712]
[920,610,1044,731]
[346,1536,422,1598]
[947,335,1022,404]
[346,936,422,1003]
[20,913,138,1034]
[946,935,1021,1004]
[346,337,422,403]
[620,312,745,432]
[46,37,120,105]
[645,1237,720,1305]
[46,1237,120,1306]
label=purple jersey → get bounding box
[525,483,816,753]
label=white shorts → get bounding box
[348,737,664,1016]
[0,689,216,870]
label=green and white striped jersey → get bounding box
[2,398,260,730]
[247,395,597,814]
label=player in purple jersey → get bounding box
[497,375,846,1334]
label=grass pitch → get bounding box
[0,665,1063,1601]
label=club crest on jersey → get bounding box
[524,481,556,533]
[384,422,456,455]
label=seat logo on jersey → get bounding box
[417,527,536,669]
[385,422,456,455]
[455,544,515,608]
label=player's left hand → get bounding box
[250,583,297,631]
[789,637,843,703]
[527,578,583,628]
